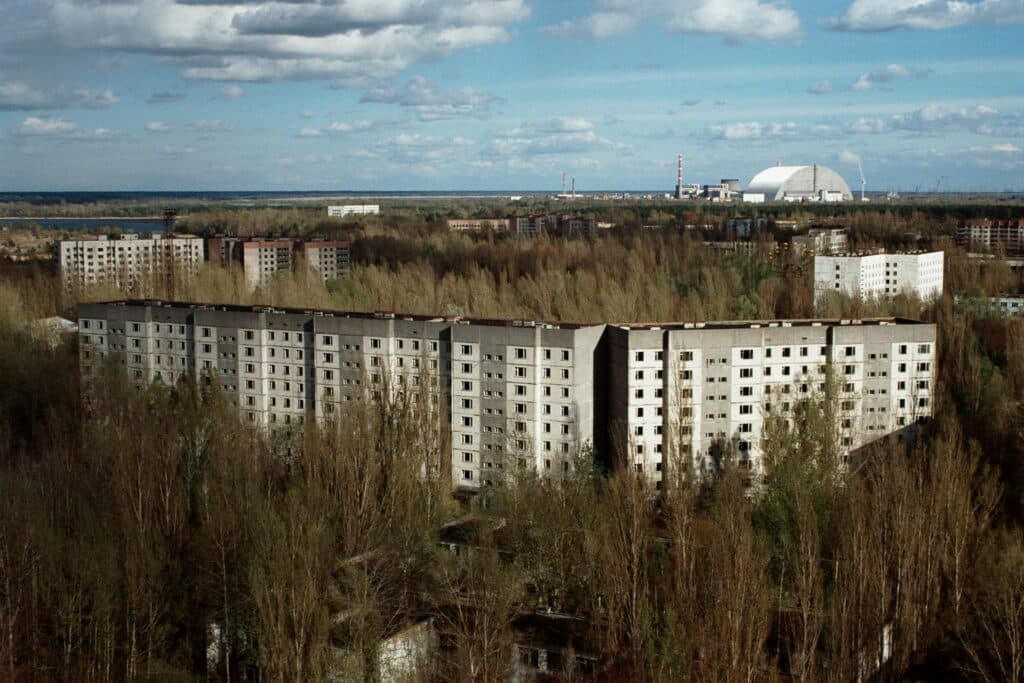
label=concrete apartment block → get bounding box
[79,301,935,491]
[814,251,944,303]
[604,319,935,488]
[59,234,203,291]
[242,240,294,290]
[300,240,352,281]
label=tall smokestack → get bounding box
[571,177,576,198]
[561,172,566,194]
[675,154,684,199]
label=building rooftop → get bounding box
[83,299,930,331]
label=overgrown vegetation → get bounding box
[2,213,1024,680]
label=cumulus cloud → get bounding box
[808,80,835,94]
[839,149,862,164]
[708,120,800,140]
[145,121,173,133]
[147,91,186,104]
[491,117,628,157]
[360,77,499,120]
[11,116,118,140]
[846,103,1007,135]
[541,0,801,43]
[0,81,120,111]
[850,63,928,90]
[829,0,1024,31]
[42,0,530,83]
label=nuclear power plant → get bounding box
[668,154,858,203]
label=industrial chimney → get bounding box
[675,154,684,199]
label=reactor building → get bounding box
[746,165,854,203]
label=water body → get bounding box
[0,218,167,234]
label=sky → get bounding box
[0,0,1022,192]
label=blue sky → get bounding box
[0,0,1021,192]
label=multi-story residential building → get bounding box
[814,251,944,302]
[78,301,935,490]
[59,234,203,291]
[956,219,1024,254]
[300,240,351,281]
[242,240,294,290]
[792,228,849,255]
[446,219,512,232]
[954,295,1024,317]
[204,237,351,289]
[605,319,935,485]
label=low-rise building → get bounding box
[328,204,380,218]
[814,251,944,302]
[79,301,936,491]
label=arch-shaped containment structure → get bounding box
[746,165,853,202]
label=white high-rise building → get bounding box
[814,251,944,302]
[59,234,203,291]
[78,301,936,490]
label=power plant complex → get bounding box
[669,155,859,203]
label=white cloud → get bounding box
[43,0,530,83]
[491,118,627,156]
[850,63,927,90]
[11,116,117,140]
[14,117,77,136]
[846,103,1007,134]
[215,85,245,99]
[839,149,862,164]
[298,119,385,137]
[360,77,499,120]
[0,81,119,111]
[709,120,799,139]
[808,80,835,94]
[542,0,801,42]
[830,0,1024,31]
[146,121,173,133]
[539,12,637,39]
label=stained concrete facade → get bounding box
[79,301,936,490]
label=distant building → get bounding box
[59,234,203,292]
[742,193,766,204]
[513,214,596,237]
[300,240,352,282]
[814,251,944,302]
[446,219,512,232]
[725,218,769,239]
[328,205,380,218]
[242,240,294,290]
[955,295,1024,317]
[705,240,776,255]
[746,165,854,202]
[956,218,1024,254]
[793,228,849,255]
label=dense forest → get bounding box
[2,215,1024,681]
